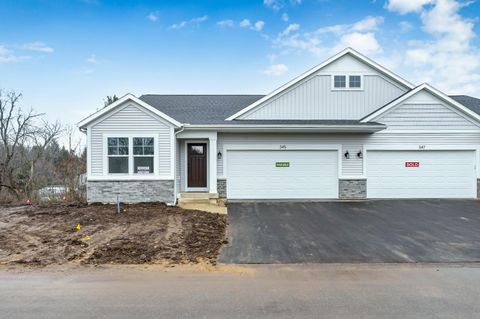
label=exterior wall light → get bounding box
[217,151,222,160]
[357,150,363,158]
[344,151,350,159]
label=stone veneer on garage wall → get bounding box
[339,179,366,199]
[477,179,480,198]
[87,180,175,204]
[217,179,227,198]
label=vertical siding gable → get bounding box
[238,74,406,120]
[89,103,174,177]
[377,92,480,131]
[238,53,411,120]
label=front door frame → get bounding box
[184,139,209,192]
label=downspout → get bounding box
[171,125,185,205]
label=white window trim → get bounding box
[103,133,158,176]
[331,74,364,91]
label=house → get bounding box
[78,48,480,205]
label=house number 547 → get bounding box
[419,145,426,149]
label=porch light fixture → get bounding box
[344,151,350,159]
[357,150,363,158]
[217,151,222,160]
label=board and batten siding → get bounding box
[238,75,406,120]
[89,103,174,177]
[216,132,480,178]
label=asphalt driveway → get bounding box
[219,200,480,264]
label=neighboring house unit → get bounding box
[78,48,480,204]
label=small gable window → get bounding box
[349,75,361,88]
[333,75,346,88]
[332,74,363,90]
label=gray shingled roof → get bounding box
[450,95,480,115]
[139,95,264,124]
[139,94,480,125]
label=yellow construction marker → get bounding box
[81,235,91,241]
[75,224,81,231]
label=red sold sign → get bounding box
[405,161,420,167]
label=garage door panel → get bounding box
[227,150,338,199]
[367,150,476,198]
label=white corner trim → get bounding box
[361,83,480,124]
[77,93,182,128]
[225,47,415,121]
[86,127,92,176]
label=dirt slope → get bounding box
[0,202,227,266]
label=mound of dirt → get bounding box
[0,202,227,266]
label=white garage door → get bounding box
[226,150,338,199]
[367,150,476,198]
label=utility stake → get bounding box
[116,193,120,214]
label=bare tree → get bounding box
[0,90,63,200]
[0,91,41,197]
[24,119,63,198]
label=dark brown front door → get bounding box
[187,143,207,188]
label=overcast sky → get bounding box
[0,0,479,145]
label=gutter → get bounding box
[170,126,187,206]
[180,124,386,133]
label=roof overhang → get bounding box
[225,47,415,121]
[180,123,386,133]
[77,93,182,130]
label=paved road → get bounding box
[220,200,480,263]
[1,264,480,318]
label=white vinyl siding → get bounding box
[238,75,406,120]
[89,103,174,177]
[378,103,479,130]
[342,144,363,176]
[367,150,476,198]
[227,150,338,199]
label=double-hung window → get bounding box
[106,136,155,175]
[133,137,154,174]
[107,137,129,174]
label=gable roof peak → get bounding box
[225,47,415,121]
[77,93,182,129]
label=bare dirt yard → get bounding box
[0,202,227,266]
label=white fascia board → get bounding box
[361,83,480,124]
[225,47,415,121]
[182,124,386,133]
[77,93,182,129]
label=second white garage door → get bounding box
[367,150,476,198]
[226,150,338,199]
